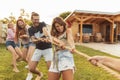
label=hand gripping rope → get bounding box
[33,36,120,80]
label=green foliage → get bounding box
[0,44,119,80]
[0,9,32,25]
[1,18,9,24]
[59,11,71,19]
[24,18,32,26]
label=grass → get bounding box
[74,45,120,80]
[0,44,119,80]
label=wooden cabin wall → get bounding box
[117,23,120,34]
[114,16,120,22]
[117,23,120,41]
[114,16,120,35]
[99,24,106,39]
[92,23,100,35]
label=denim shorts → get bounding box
[23,42,36,48]
[16,42,20,47]
[49,50,75,73]
[31,48,53,61]
[6,41,17,48]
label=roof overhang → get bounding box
[65,10,120,24]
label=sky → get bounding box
[0,0,120,24]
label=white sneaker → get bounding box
[26,73,33,80]
[25,65,29,69]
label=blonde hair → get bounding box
[7,22,14,28]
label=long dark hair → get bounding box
[51,17,67,37]
[16,19,27,38]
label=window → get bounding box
[83,24,92,33]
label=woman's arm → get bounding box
[42,27,50,37]
[66,28,75,52]
[19,34,29,39]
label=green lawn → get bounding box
[0,44,119,80]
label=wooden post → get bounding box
[116,23,118,42]
[111,21,114,43]
[80,21,83,43]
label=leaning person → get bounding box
[28,12,53,80]
[6,22,21,72]
[48,17,75,80]
[15,18,36,80]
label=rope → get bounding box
[65,46,120,80]
[32,37,120,80]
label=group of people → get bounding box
[5,11,120,80]
[5,12,76,80]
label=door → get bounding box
[105,25,110,42]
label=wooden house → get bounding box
[65,10,120,43]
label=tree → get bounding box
[59,11,72,27]
[20,9,32,25]
[0,9,32,25]
[59,11,71,19]
[20,9,25,16]
[20,9,30,19]
[1,18,9,24]
[9,12,16,23]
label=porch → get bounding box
[65,10,120,43]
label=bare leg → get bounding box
[48,72,60,80]
[29,61,40,75]
[62,69,74,80]
[7,46,20,72]
[26,46,35,62]
[15,47,23,59]
[25,46,35,80]
[46,61,51,69]
[25,46,35,67]
[22,47,28,62]
[29,61,43,80]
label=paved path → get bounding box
[76,42,120,57]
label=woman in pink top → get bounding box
[6,22,22,72]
